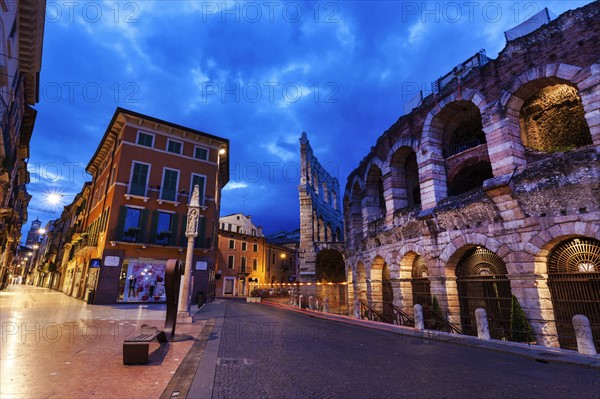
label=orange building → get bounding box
[62,108,229,304]
[215,214,297,296]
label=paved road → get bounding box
[205,300,599,399]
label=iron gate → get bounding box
[457,275,512,339]
[412,255,431,307]
[547,237,600,351]
[456,247,513,340]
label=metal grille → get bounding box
[456,247,512,340]
[547,238,600,351]
[411,256,431,307]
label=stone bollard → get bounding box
[290,294,294,305]
[414,304,424,330]
[293,294,298,307]
[309,296,316,310]
[323,297,330,313]
[298,295,303,308]
[573,314,598,356]
[353,299,361,319]
[475,308,491,340]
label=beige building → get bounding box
[0,0,46,288]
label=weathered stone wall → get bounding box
[343,2,600,349]
[298,132,344,282]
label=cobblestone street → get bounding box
[209,300,600,399]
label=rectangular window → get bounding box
[252,229,256,236]
[130,162,149,196]
[137,131,154,147]
[252,259,258,271]
[241,242,247,251]
[110,164,117,186]
[194,146,208,160]
[229,239,235,249]
[161,168,179,201]
[157,212,172,234]
[272,254,275,264]
[241,257,246,273]
[167,139,183,155]
[221,223,225,230]
[228,223,232,231]
[123,207,141,241]
[227,255,234,269]
[190,174,206,205]
[155,212,173,244]
[253,243,258,252]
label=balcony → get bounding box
[124,183,149,202]
[157,189,180,206]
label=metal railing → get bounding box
[359,300,392,323]
[422,305,462,334]
[443,138,485,157]
[385,303,415,327]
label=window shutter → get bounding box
[170,213,179,246]
[179,213,187,247]
[139,209,149,242]
[195,217,206,248]
[149,210,159,243]
[115,206,127,239]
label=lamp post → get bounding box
[178,184,200,322]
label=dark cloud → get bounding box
[27,0,593,235]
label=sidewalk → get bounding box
[0,285,207,399]
[261,299,600,370]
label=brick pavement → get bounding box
[0,285,206,399]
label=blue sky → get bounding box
[25,0,594,236]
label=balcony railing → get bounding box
[128,183,147,197]
[443,138,485,157]
[160,189,177,202]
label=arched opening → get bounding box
[405,152,421,208]
[520,84,592,157]
[316,249,345,283]
[456,246,513,340]
[447,160,494,197]
[439,101,492,197]
[345,182,363,245]
[411,255,431,308]
[365,165,385,220]
[369,256,386,312]
[355,262,367,302]
[382,263,394,321]
[389,147,421,211]
[335,227,342,243]
[547,237,600,351]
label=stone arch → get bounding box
[499,63,597,163]
[315,249,345,283]
[419,89,488,206]
[344,181,364,245]
[386,146,421,215]
[354,261,367,302]
[528,222,600,275]
[367,255,386,312]
[451,245,514,339]
[525,229,600,350]
[441,233,502,266]
[364,163,386,221]
[422,87,487,147]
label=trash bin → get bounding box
[87,289,95,304]
[197,291,206,306]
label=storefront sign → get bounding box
[89,259,101,268]
[196,261,208,270]
[104,256,120,267]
